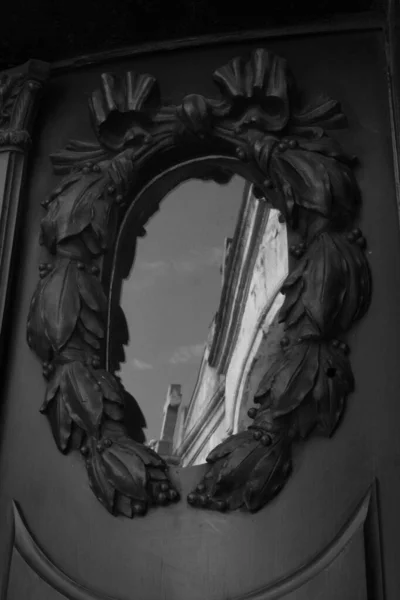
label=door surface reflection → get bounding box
[117,174,247,464]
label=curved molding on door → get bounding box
[234,487,374,600]
[8,501,117,600]
[6,485,383,600]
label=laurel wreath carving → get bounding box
[27,48,371,517]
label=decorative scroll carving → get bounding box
[0,73,24,127]
[27,48,371,517]
[0,61,48,149]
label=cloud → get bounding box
[169,343,205,365]
[139,260,167,272]
[126,247,225,292]
[131,358,153,370]
[127,261,167,292]
[172,247,224,274]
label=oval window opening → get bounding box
[110,161,288,467]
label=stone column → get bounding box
[155,384,182,456]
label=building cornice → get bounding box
[208,186,271,375]
[176,384,225,461]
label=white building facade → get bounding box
[154,183,289,466]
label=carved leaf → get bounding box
[256,342,320,414]
[91,369,123,403]
[83,422,177,516]
[190,429,292,512]
[293,399,318,439]
[86,451,115,512]
[89,369,124,422]
[272,148,358,224]
[39,260,81,352]
[206,430,256,463]
[91,196,117,250]
[243,436,292,511]
[40,367,72,452]
[27,278,53,360]
[41,171,114,249]
[77,270,107,313]
[47,394,74,453]
[204,434,265,506]
[102,421,165,469]
[81,230,103,256]
[255,341,354,435]
[115,495,134,518]
[301,235,345,333]
[76,322,101,350]
[79,305,104,339]
[41,172,94,246]
[295,137,354,163]
[313,343,354,435]
[147,467,169,481]
[331,234,372,329]
[290,94,347,133]
[279,232,371,338]
[216,444,267,493]
[101,446,147,501]
[42,366,63,407]
[51,140,110,175]
[41,366,127,450]
[103,401,124,421]
[60,361,103,434]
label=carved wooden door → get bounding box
[0,20,398,600]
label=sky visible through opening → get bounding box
[118,174,246,442]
